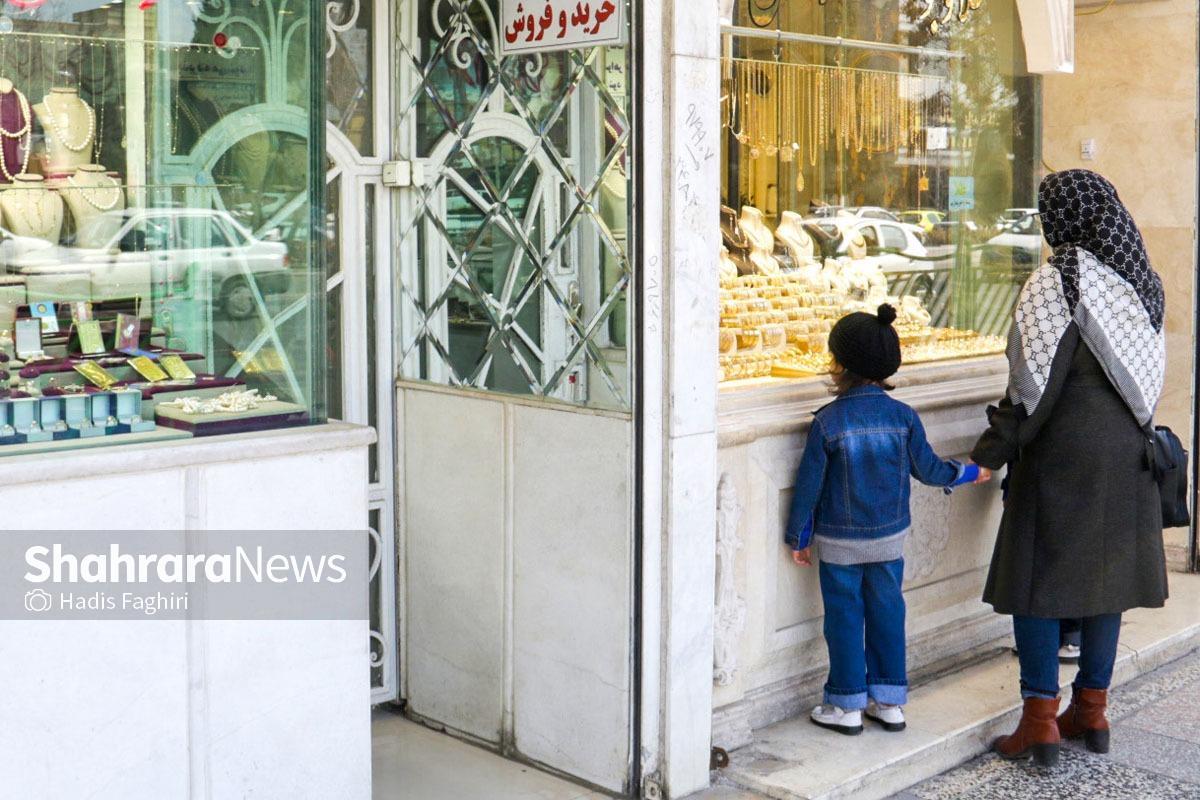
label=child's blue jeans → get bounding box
[819,558,907,710]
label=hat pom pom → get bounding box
[877,303,897,326]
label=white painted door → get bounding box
[391,0,637,792]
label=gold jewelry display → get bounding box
[722,57,944,177]
[89,41,107,163]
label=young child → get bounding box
[786,303,987,735]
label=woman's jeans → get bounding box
[1012,614,1122,699]
[819,558,907,710]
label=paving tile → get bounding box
[1107,649,1200,721]
[1101,727,1200,787]
[1123,684,1200,743]
[685,786,770,799]
[372,712,600,800]
[910,747,1200,800]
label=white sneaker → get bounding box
[810,704,863,735]
[865,699,907,732]
[1058,643,1081,663]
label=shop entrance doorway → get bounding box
[388,0,638,793]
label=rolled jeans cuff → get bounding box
[824,686,868,711]
[868,682,908,706]
[1019,680,1059,700]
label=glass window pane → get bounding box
[396,3,634,411]
[719,2,1036,383]
[326,0,375,155]
[0,2,323,455]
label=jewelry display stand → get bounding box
[0,78,31,184]
[720,205,752,274]
[739,205,781,275]
[719,246,739,282]
[55,164,124,247]
[775,211,816,266]
[0,173,64,242]
[33,87,95,174]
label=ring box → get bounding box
[38,395,75,440]
[113,388,155,433]
[63,393,103,438]
[88,392,120,435]
[11,396,52,443]
[0,398,19,445]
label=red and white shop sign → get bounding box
[499,0,626,56]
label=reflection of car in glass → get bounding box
[898,209,945,232]
[847,220,929,269]
[927,218,979,247]
[847,206,900,222]
[998,207,1038,227]
[809,218,929,271]
[6,210,290,319]
[981,211,1043,276]
[809,216,936,303]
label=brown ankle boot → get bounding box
[992,697,1061,767]
[1058,686,1110,754]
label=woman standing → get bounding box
[971,169,1169,768]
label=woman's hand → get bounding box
[792,547,813,566]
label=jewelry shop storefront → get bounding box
[1,2,372,797]
[709,0,1045,756]
[0,0,1097,798]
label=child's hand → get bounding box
[973,463,992,484]
[792,547,813,566]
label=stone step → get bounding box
[716,572,1200,800]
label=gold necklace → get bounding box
[9,183,52,235]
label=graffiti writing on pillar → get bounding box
[684,103,715,170]
[646,259,661,335]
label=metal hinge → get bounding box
[382,160,426,188]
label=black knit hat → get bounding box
[828,304,902,381]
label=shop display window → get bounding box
[0,1,324,454]
[719,2,1039,384]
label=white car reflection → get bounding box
[2,209,290,319]
[807,216,930,272]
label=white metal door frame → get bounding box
[324,0,399,705]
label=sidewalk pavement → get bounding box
[890,646,1200,799]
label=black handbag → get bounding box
[1146,425,1191,528]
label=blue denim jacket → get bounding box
[785,386,972,564]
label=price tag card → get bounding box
[128,356,169,383]
[70,301,93,324]
[114,313,141,352]
[30,301,59,333]
[73,361,117,390]
[14,318,41,358]
[159,354,196,381]
[77,320,106,355]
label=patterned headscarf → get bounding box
[1006,170,1166,426]
[1038,169,1165,331]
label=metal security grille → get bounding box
[394,0,634,410]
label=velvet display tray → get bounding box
[152,400,310,438]
[137,376,244,400]
[15,350,205,380]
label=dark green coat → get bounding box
[971,324,1168,618]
